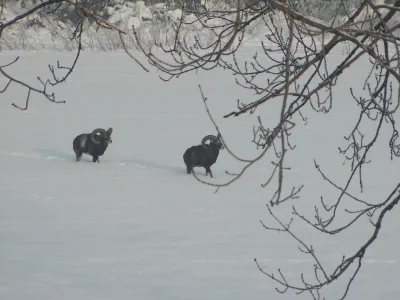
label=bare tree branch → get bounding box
[133,0,400,298]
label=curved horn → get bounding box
[90,128,107,144]
[201,134,218,146]
[106,127,113,137]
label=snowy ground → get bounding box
[0,48,400,300]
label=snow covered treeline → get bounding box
[0,0,381,51]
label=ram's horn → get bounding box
[106,127,113,137]
[90,128,107,144]
[201,134,219,146]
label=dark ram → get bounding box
[73,127,113,163]
[183,133,224,178]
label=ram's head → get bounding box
[90,127,113,144]
[201,133,224,150]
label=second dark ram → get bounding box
[183,133,224,178]
[73,127,113,163]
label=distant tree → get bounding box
[133,0,400,299]
[0,0,148,110]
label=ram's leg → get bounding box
[186,165,193,174]
[184,160,193,174]
[92,156,99,163]
[205,166,213,178]
[74,149,82,162]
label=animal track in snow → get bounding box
[3,152,66,161]
[31,194,53,200]
[186,208,205,212]
[365,259,397,264]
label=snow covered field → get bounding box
[0,49,400,300]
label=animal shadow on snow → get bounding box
[129,158,186,174]
[130,158,218,177]
[32,150,219,174]
[33,149,77,161]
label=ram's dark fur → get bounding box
[183,133,224,178]
[73,127,113,163]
